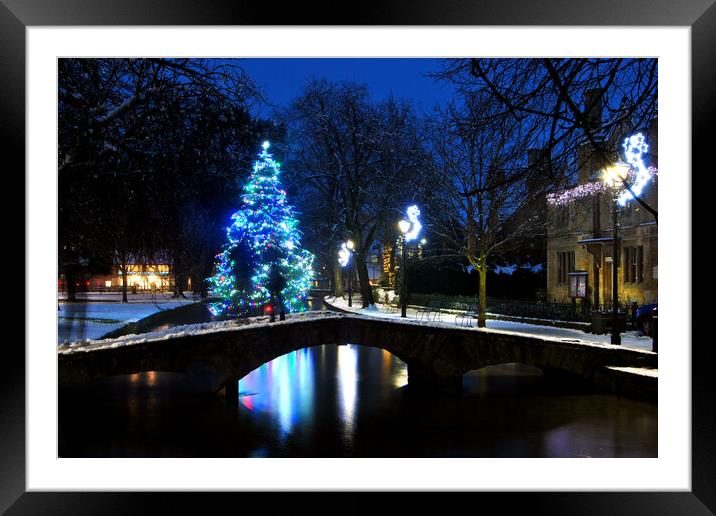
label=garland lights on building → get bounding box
[547,133,657,207]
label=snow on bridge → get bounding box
[58,310,656,399]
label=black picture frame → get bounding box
[4,0,710,513]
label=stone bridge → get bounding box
[58,312,657,399]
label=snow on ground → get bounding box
[58,291,201,303]
[57,319,128,343]
[324,296,655,352]
[58,291,199,344]
[58,310,346,354]
[605,366,659,377]
[58,293,654,355]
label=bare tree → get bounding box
[59,58,259,178]
[286,80,427,307]
[434,58,658,221]
[428,92,560,326]
[59,58,263,300]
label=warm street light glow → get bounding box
[600,132,654,207]
[398,219,411,234]
[602,162,631,189]
[346,240,354,250]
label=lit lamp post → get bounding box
[398,220,410,317]
[398,205,422,318]
[338,240,355,307]
[602,162,631,345]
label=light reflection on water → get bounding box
[239,347,315,441]
[59,343,657,458]
[239,344,365,447]
[337,345,358,445]
[236,344,406,453]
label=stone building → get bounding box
[58,255,175,293]
[546,116,658,309]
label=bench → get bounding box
[416,300,443,322]
[380,297,400,314]
[455,303,479,327]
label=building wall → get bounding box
[62,265,175,292]
[546,123,658,307]
[59,259,178,293]
[110,264,173,291]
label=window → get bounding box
[557,251,575,284]
[623,245,644,283]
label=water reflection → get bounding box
[337,345,358,445]
[239,347,315,442]
[59,344,657,458]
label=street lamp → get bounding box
[338,240,354,307]
[398,205,421,318]
[346,240,354,307]
[398,220,410,317]
[602,162,630,345]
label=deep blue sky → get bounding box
[233,58,456,116]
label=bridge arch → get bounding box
[58,313,657,398]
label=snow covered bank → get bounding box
[324,296,655,352]
[58,292,200,344]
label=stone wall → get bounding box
[59,313,657,398]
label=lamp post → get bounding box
[346,240,354,307]
[398,219,410,317]
[610,197,621,345]
[338,240,354,307]
[602,163,630,346]
[398,205,422,318]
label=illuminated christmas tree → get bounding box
[207,141,315,317]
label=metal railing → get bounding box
[407,294,627,323]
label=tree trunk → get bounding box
[121,266,128,303]
[173,276,187,299]
[172,253,188,299]
[334,265,344,297]
[326,263,335,292]
[478,256,487,328]
[65,266,77,302]
[172,266,188,299]
[355,252,374,308]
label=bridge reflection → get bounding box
[239,347,315,439]
[58,312,657,399]
[238,344,366,447]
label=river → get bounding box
[59,301,657,457]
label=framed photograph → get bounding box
[5,0,711,512]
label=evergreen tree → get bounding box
[207,141,315,317]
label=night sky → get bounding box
[233,58,456,116]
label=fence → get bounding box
[408,293,631,323]
[58,284,175,294]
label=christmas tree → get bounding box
[207,141,315,317]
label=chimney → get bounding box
[583,88,604,130]
[527,148,550,173]
[528,149,541,169]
